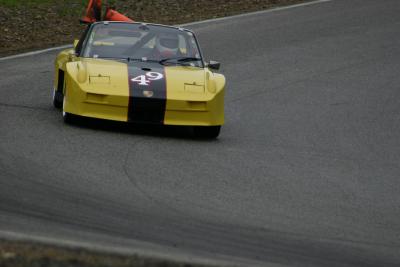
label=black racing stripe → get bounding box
[127,62,167,124]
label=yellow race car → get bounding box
[53,22,225,138]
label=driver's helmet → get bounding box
[156,33,179,58]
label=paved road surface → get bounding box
[1,0,399,266]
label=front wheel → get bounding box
[193,126,221,139]
[62,94,75,124]
[62,111,76,124]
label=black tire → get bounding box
[193,126,221,139]
[63,111,75,124]
[53,90,63,109]
[62,92,75,124]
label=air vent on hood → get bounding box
[185,84,204,94]
[89,75,110,84]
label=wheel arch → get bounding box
[53,48,74,94]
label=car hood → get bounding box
[75,58,206,96]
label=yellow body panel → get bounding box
[164,67,225,126]
[54,49,225,126]
[63,58,130,122]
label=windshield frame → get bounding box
[78,22,206,68]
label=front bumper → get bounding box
[62,80,224,126]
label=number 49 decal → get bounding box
[131,72,164,86]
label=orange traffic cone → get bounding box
[104,8,133,22]
[80,0,102,24]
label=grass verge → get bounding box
[0,0,309,57]
[0,240,217,267]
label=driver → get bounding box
[153,33,180,59]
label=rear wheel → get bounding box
[193,126,221,139]
[54,69,65,109]
[53,89,63,109]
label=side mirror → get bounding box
[73,39,79,49]
[207,61,221,70]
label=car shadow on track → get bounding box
[64,115,220,141]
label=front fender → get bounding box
[53,48,75,92]
[206,70,226,94]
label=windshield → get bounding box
[82,23,204,67]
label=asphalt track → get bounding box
[1,0,400,266]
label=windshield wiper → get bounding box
[159,57,202,65]
[96,57,159,63]
[95,56,128,61]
